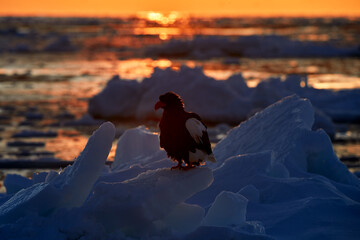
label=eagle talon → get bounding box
[171,162,183,170]
[182,163,195,171]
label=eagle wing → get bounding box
[185,118,212,154]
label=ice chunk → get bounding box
[144,158,173,170]
[158,203,205,235]
[0,122,115,224]
[203,191,248,227]
[214,95,359,186]
[0,183,61,224]
[225,73,250,97]
[301,129,360,187]
[267,162,289,178]
[4,174,33,195]
[136,66,251,122]
[88,76,141,118]
[32,172,49,184]
[43,36,77,52]
[98,164,147,184]
[313,109,335,139]
[214,95,314,164]
[53,121,115,208]
[188,152,272,208]
[84,167,213,236]
[263,197,360,239]
[1,94,360,239]
[112,126,166,170]
[88,66,252,123]
[238,185,260,202]
[2,170,50,194]
[88,66,360,125]
[185,226,274,240]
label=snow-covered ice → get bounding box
[1,96,360,239]
[88,66,360,139]
[88,75,141,119]
[86,167,213,237]
[89,66,252,123]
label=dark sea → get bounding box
[0,14,360,191]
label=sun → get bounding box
[141,11,180,25]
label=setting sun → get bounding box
[143,11,179,25]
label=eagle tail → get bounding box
[207,153,217,163]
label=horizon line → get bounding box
[1,11,360,18]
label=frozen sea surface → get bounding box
[0,95,359,239]
[0,15,360,192]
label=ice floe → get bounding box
[1,96,359,239]
[88,66,360,139]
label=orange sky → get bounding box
[1,0,360,16]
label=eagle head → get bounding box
[154,91,184,111]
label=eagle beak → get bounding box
[155,101,166,111]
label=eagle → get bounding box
[154,92,216,170]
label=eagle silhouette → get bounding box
[155,92,216,170]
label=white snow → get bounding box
[1,96,360,239]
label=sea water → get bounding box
[0,15,359,192]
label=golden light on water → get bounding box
[133,27,181,39]
[45,131,117,161]
[115,58,173,80]
[138,11,182,40]
[308,74,360,89]
[159,33,169,40]
[153,59,172,68]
